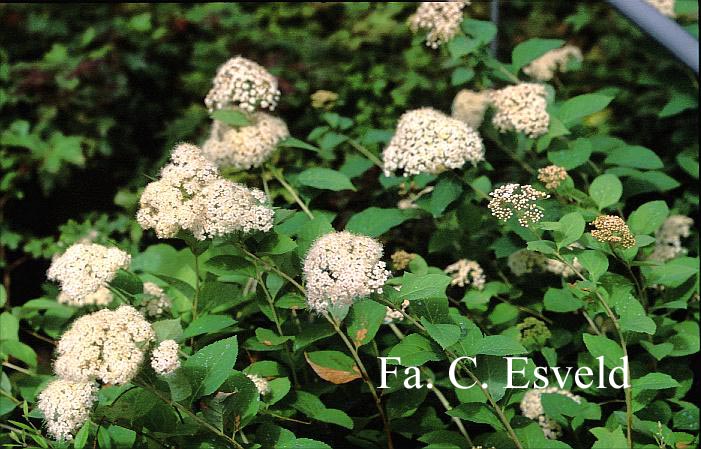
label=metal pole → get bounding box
[607,0,699,74]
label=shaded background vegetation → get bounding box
[1,1,698,306]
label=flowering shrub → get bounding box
[1,3,699,449]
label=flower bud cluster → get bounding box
[202,113,289,170]
[590,215,636,249]
[37,379,98,441]
[488,184,549,227]
[384,299,410,324]
[47,243,131,307]
[246,373,271,395]
[507,248,582,278]
[303,232,391,313]
[451,89,491,129]
[648,215,694,262]
[490,83,550,138]
[520,387,581,439]
[391,250,417,271]
[150,339,181,375]
[137,143,274,240]
[409,1,469,49]
[537,165,568,190]
[523,45,583,81]
[54,305,155,385]
[140,282,172,318]
[444,259,486,289]
[383,108,484,177]
[205,56,280,113]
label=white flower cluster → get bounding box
[140,282,172,318]
[538,165,568,190]
[205,56,280,113]
[47,243,131,307]
[382,108,485,177]
[303,231,391,313]
[384,299,410,324]
[150,339,181,375]
[137,143,274,240]
[523,45,583,81]
[202,113,289,170]
[37,379,98,441]
[488,184,550,227]
[54,305,155,385]
[645,0,676,17]
[451,89,491,129]
[246,373,271,395]
[520,387,581,439]
[648,215,694,262]
[409,1,469,49]
[444,259,486,289]
[490,83,550,138]
[507,248,582,278]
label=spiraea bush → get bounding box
[0,2,698,449]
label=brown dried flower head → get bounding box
[590,215,636,248]
[537,165,568,190]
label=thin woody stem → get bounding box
[324,313,394,449]
[379,300,524,449]
[268,167,314,219]
[555,253,633,449]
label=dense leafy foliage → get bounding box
[1,3,698,449]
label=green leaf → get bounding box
[448,36,480,58]
[627,200,669,235]
[544,288,584,312]
[183,336,238,399]
[425,176,463,218]
[632,373,679,391]
[640,341,674,361]
[589,174,622,210]
[547,138,592,169]
[0,340,37,367]
[577,250,608,281]
[527,240,557,255]
[476,335,527,356]
[463,19,497,44]
[447,403,504,430]
[297,168,356,191]
[73,422,90,449]
[346,300,386,346]
[658,91,697,118]
[421,318,461,349]
[591,426,628,449]
[182,315,236,339]
[642,257,699,288]
[604,145,664,170]
[296,216,334,258]
[278,136,321,153]
[558,94,613,126]
[210,109,251,127]
[555,212,585,248]
[583,334,623,369]
[387,334,443,366]
[612,289,656,335]
[304,351,361,384]
[451,67,475,86]
[398,272,451,301]
[0,312,18,341]
[292,391,353,429]
[512,38,564,72]
[345,207,420,237]
[151,319,183,342]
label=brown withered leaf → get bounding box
[304,351,361,384]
